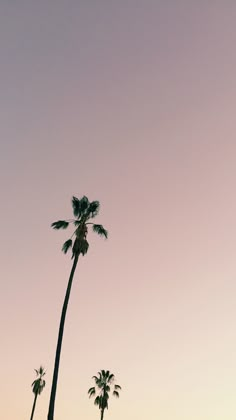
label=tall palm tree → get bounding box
[48,196,108,420]
[30,366,46,420]
[88,370,121,420]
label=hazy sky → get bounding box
[1,1,236,419]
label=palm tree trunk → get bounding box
[47,253,79,420]
[30,392,38,420]
[101,408,105,420]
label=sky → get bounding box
[1,1,236,419]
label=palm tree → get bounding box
[30,366,46,420]
[48,196,108,420]
[88,370,121,420]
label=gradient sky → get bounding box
[1,1,236,419]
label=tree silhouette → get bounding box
[30,366,46,420]
[48,196,108,420]
[88,370,121,420]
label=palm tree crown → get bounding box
[32,366,46,396]
[88,370,121,420]
[51,195,108,258]
[30,366,46,420]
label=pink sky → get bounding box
[1,1,236,419]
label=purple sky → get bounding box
[1,1,236,419]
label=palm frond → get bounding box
[113,390,120,398]
[38,379,46,394]
[79,238,89,256]
[51,220,69,230]
[87,200,100,218]
[114,384,121,390]
[94,396,101,406]
[103,398,109,409]
[39,368,46,377]
[79,196,89,214]
[32,377,46,395]
[62,239,73,254]
[72,196,81,217]
[92,224,108,239]
[88,387,96,397]
[108,373,114,383]
[72,238,89,258]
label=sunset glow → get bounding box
[1,2,236,419]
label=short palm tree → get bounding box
[88,370,121,420]
[48,196,108,420]
[30,366,46,420]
